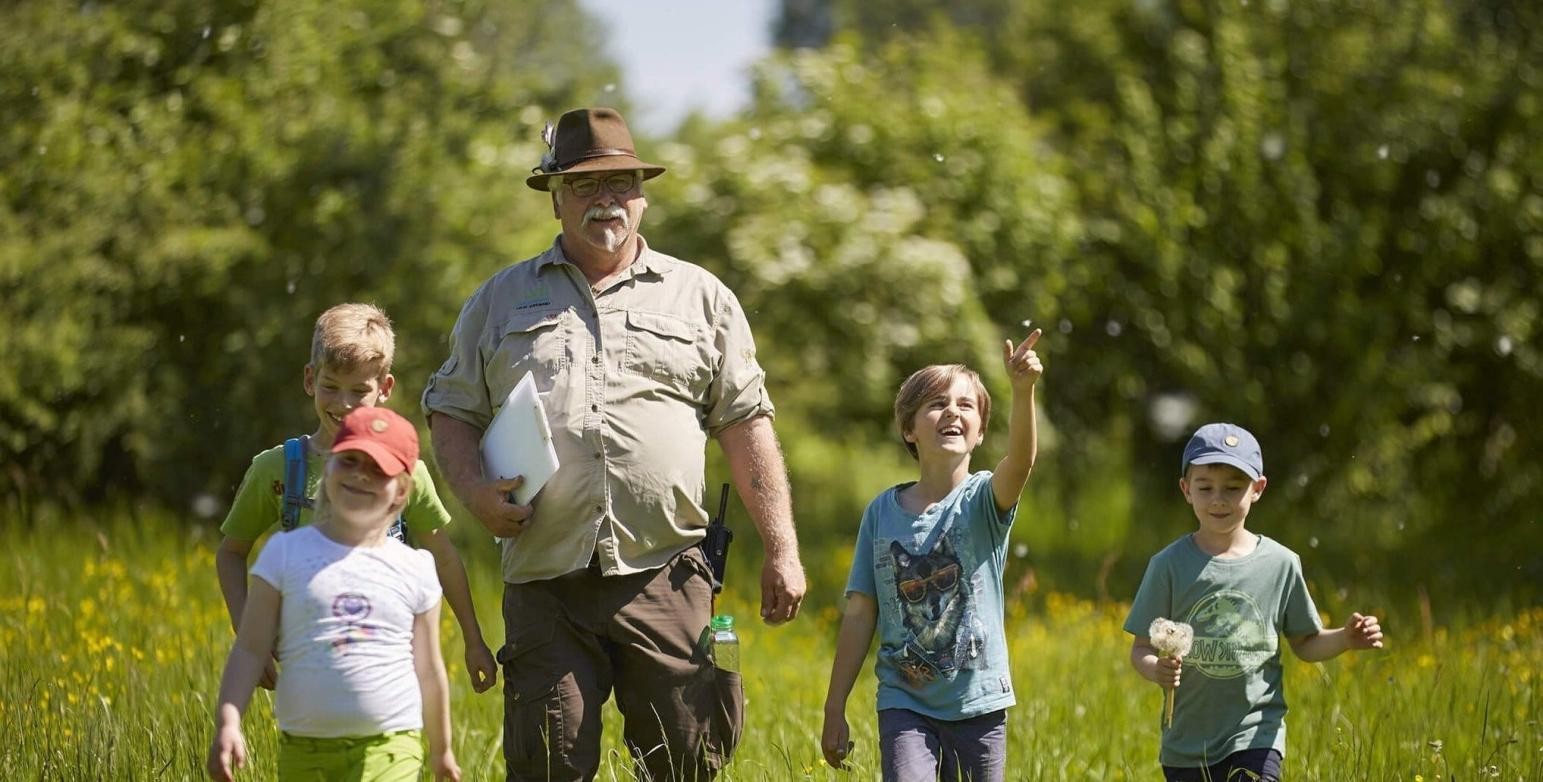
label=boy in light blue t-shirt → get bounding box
[822,330,1043,782]
[1125,423,1385,782]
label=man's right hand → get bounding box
[467,476,533,538]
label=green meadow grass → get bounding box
[1,515,1537,781]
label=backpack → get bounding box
[282,435,409,544]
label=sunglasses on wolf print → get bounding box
[554,172,641,197]
[897,563,961,603]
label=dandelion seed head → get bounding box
[1148,618,1194,657]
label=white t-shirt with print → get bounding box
[251,525,441,738]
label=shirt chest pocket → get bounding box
[491,310,569,395]
[624,309,710,396]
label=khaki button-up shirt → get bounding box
[422,236,774,583]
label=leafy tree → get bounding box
[0,0,618,513]
[643,32,1081,560]
[747,0,1542,596]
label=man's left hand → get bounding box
[760,554,806,625]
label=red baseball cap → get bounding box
[331,407,419,477]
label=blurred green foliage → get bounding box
[1,0,618,505]
[758,0,1542,600]
[2,0,1538,602]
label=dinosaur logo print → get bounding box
[1184,590,1273,679]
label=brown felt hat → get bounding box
[525,107,666,191]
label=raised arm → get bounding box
[991,329,1043,512]
[428,412,531,538]
[715,415,805,625]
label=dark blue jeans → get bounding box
[878,707,1007,782]
[1162,748,1283,781]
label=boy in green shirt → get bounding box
[215,303,496,693]
[1125,423,1384,781]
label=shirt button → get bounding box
[594,504,604,513]
[591,404,599,412]
[592,355,600,364]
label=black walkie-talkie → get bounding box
[701,483,733,594]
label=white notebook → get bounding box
[480,373,560,506]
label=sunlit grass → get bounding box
[2,515,1538,780]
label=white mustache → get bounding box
[584,206,628,226]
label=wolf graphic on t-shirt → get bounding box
[888,536,983,685]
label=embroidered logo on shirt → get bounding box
[515,282,553,311]
[1183,589,1274,679]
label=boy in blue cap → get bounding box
[1124,422,1385,781]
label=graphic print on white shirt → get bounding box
[329,592,376,650]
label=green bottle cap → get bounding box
[710,614,734,631]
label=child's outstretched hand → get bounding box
[1002,329,1044,391]
[1345,612,1384,650]
[205,723,247,781]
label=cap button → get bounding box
[371,419,389,433]
[1224,435,1239,447]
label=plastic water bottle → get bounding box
[709,615,739,673]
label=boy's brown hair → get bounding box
[309,303,395,375]
[893,364,992,460]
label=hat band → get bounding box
[547,148,640,173]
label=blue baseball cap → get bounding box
[1181,423,1264,480]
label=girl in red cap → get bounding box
[207,407,460,781]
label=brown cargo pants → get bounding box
[497,546,744,781]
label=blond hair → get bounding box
[893,364,992,460]
[310,303,395,375]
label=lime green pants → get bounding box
[278,730,424,781]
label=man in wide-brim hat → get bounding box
[423,107,807,781]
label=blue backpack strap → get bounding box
[281,435,313,531]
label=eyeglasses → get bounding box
[897,563,960,603]
[556,172,640,197]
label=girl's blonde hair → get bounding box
[312,461,414,528]
[893,364,991,460]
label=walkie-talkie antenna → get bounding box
[702,483,734,595]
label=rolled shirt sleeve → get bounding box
[704,289,775,436]
[422,283,498,431]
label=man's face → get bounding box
[552,170,648,256]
